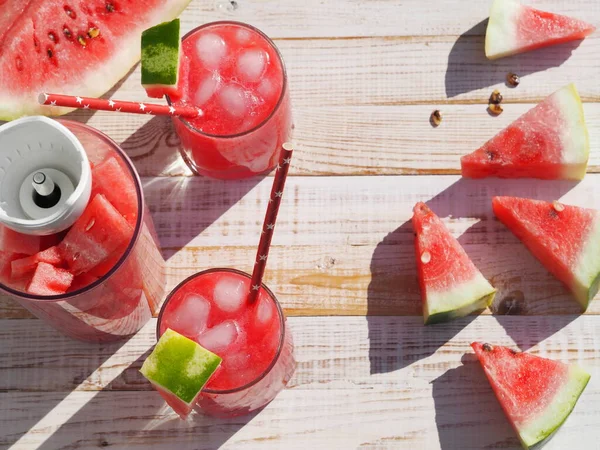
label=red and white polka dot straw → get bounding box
[38,93,202,118]
[248,142,294,304]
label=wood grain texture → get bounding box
[3,175,600,319]
[66,34,600,110]
[2,316,598,392]
[2,316,599,449]
[177,0,600,38]
[66,103,600,177]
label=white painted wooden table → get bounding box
[2,1,600,449]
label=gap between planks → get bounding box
[2,175,600,319]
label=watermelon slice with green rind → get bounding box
[141,19,181,99]
[493,196,600,311]
[140,328,222,418]
[472,342,590,449]
[413,203,496,324]
[0,0,192,120]
[485,0,596,60]
[461,84,589,180]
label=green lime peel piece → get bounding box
[141,18,181,93]
[140,328,222,405]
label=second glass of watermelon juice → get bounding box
[168,21,292,180]
[157,268,296,417]
[0,121,165,342]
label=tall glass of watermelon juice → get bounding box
[168,22,292,180]
[0,121,166,342]
[157,268,296,417]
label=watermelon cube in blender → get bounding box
[0,118,165,342]
[168,22,292,180]
[157,268,296,417]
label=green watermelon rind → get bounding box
[485,0,522,60]
[556,84,590,181]
[517,365,590,449]
[141,19,181,88]
[140,328,222,406]
[571,217,600,311]
[0,1,191,121]
[425,273,497,325]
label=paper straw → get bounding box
[248,143,294,304]
[38,93,202,118]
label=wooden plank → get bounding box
[2,315,599,392]
[3,175,600,318]
[2,316,600,449]
[63,34,599,115]
[177,0,600,39]
[71,103,600,177]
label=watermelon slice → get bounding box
[485,0,596,60]
[141,19,181,99]
[461,84,589,180]
[27,262,74,295]
[11,246,62,279]
[59,194,133,275]
[140,328,222,418]
[0,0,192,120]
[472,342,589,449]
[412,203,496,324]
[91,157,138,225]
[493,196,600,310]
[0,225,41,256]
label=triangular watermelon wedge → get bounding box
[412,203,496,324]
[0,0,191,120]
[140,329,222,419]
[472,342,590,449]
[493,196,600,310]
[461,84,589,180]
[485,0,596,60]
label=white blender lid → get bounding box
[0,116,91,236]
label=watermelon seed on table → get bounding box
[507,72,520,87]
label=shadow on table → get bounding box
[120,115,265,262]
[366,177,580,374]
[140,173,265,261]
[432,355,521,450]
[445,19,582,98]
[36,350,254,450]
[0,323,132,448]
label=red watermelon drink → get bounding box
[0,121,165,342]
[168,22,292,180]
[157,268,296,417]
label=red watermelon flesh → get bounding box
[0,250,28,284]
[11,246,63,278]
[412,203,496,324]
[493,196,600,310]
[91,157,138,225]
[27,262,74,295]
[472,342,590,449]
[0,224,41,255]
[461,84,589,180]
[485,0,596,60]
[0,0,192,120]
[68,272,99,293]
[59,193,133,275]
